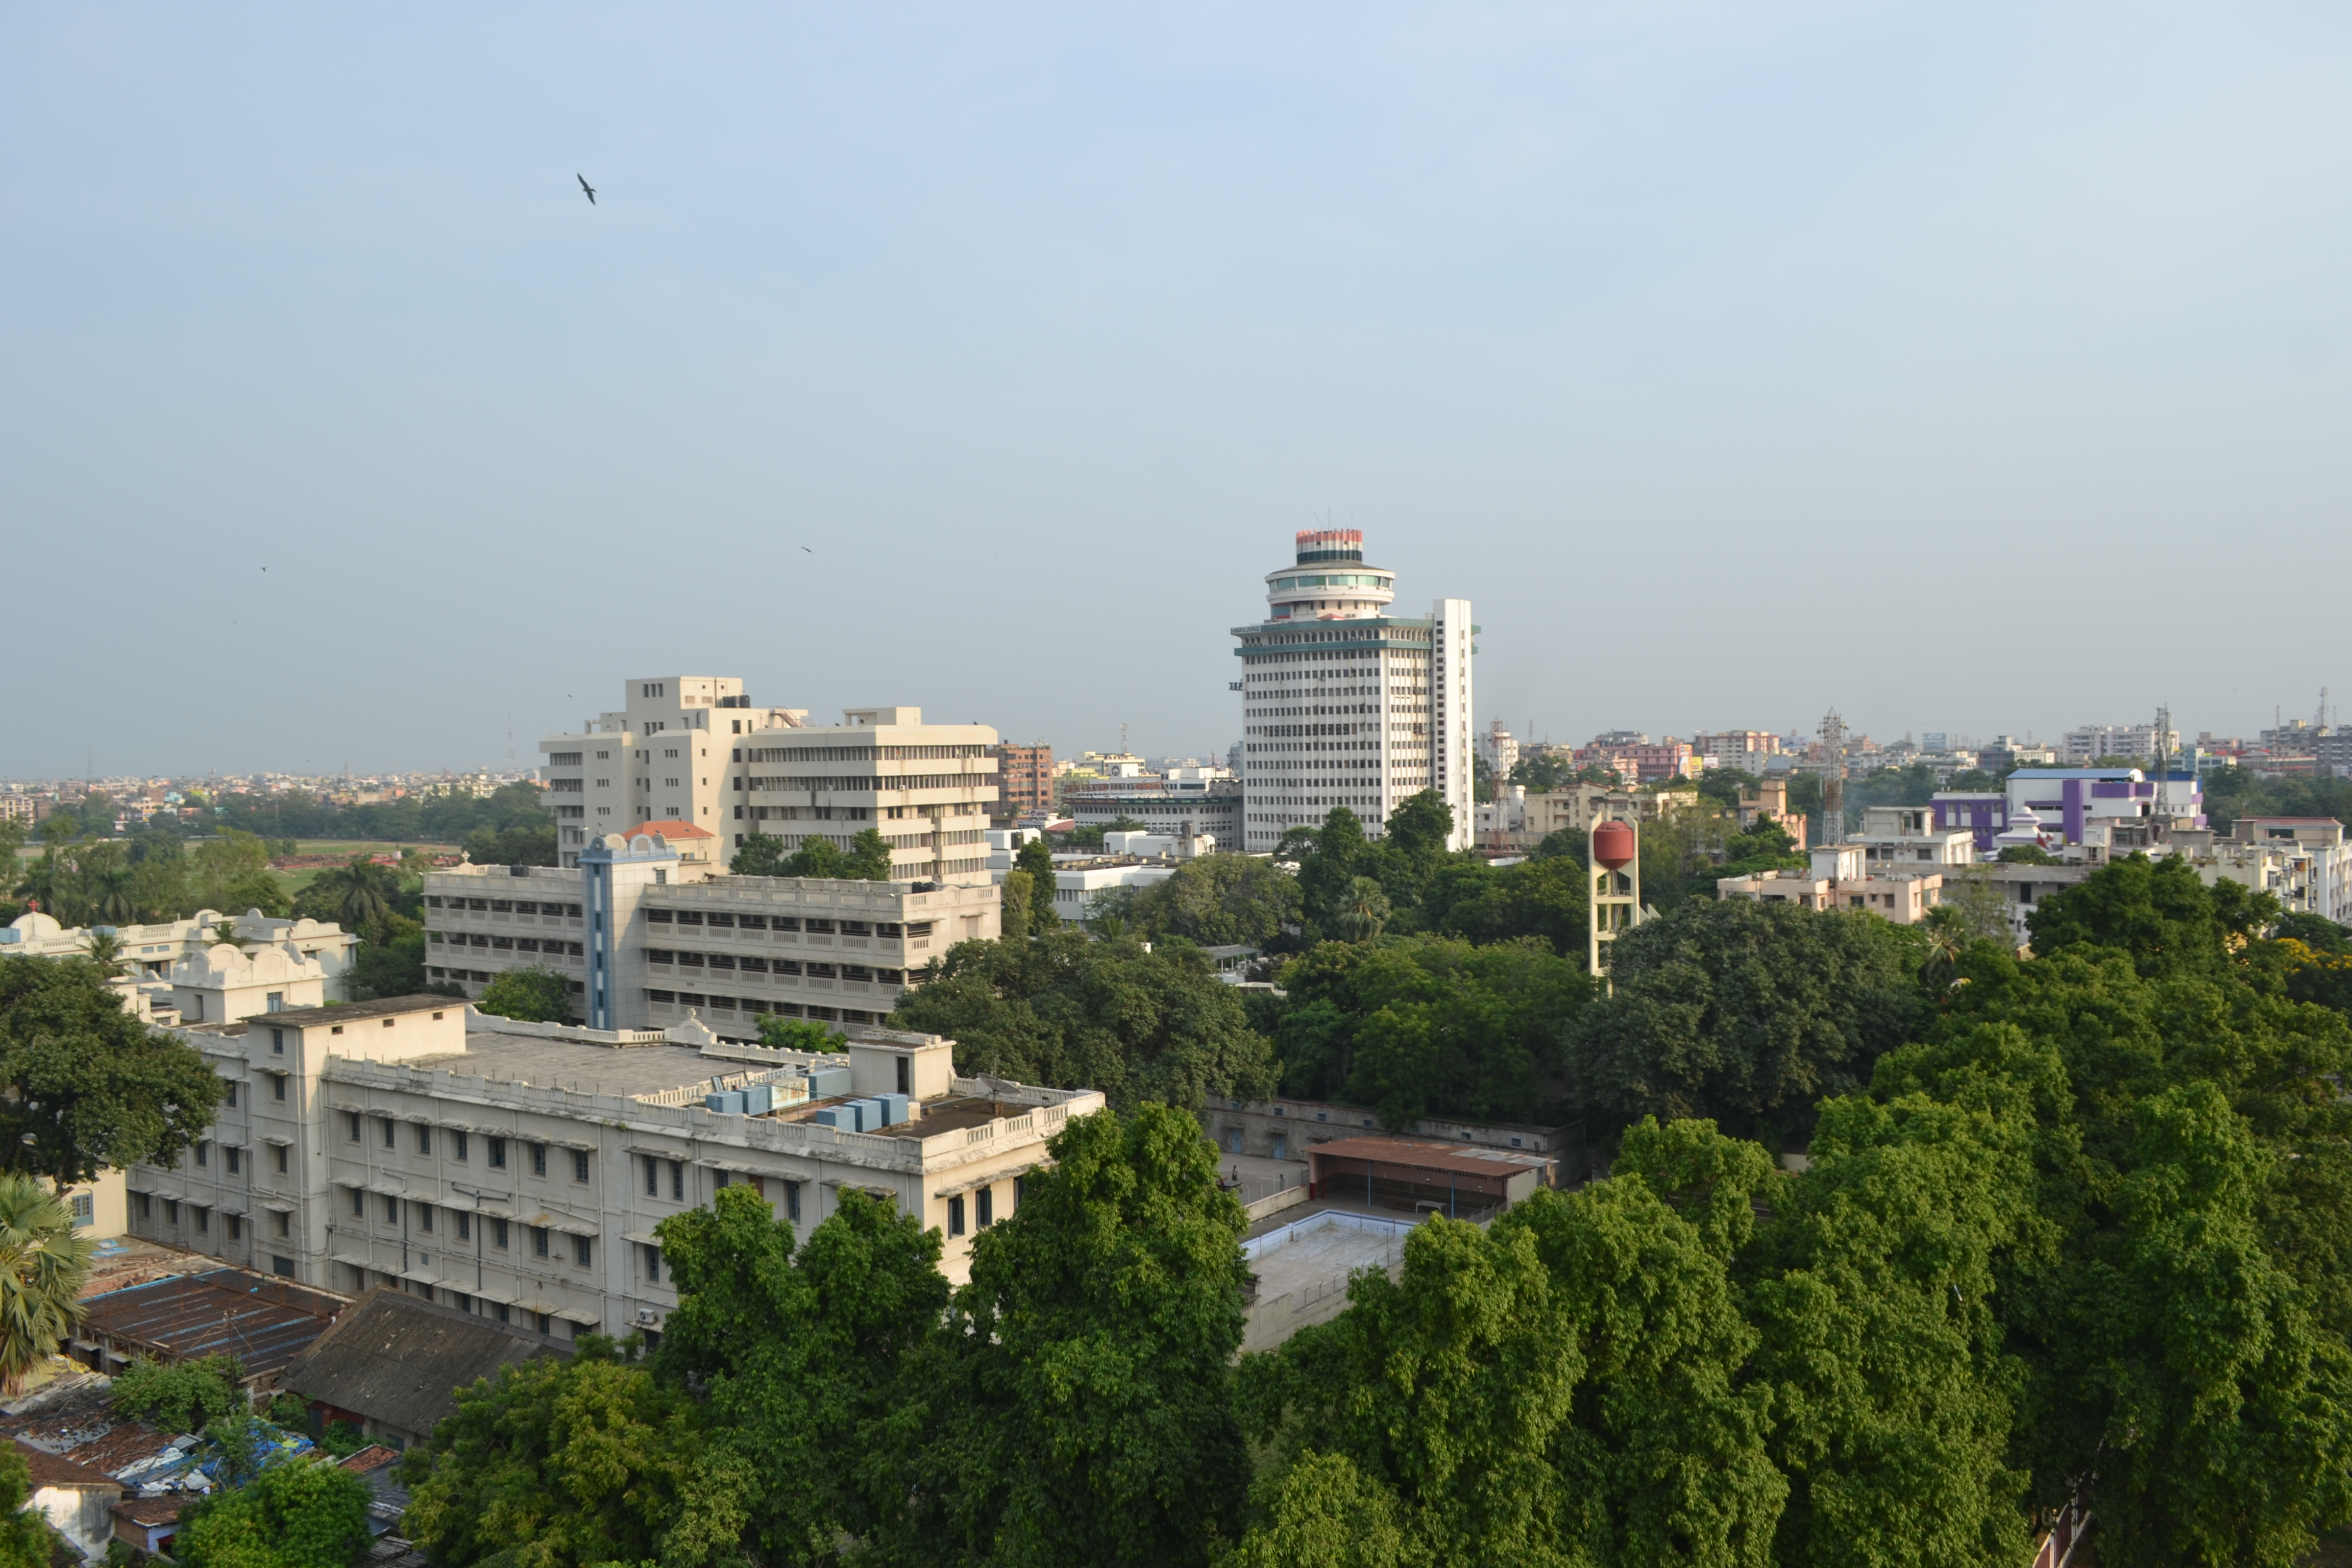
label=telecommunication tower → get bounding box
[1818,709,1848,845]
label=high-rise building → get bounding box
[1232,530,1474,851]
[541,680,996,884]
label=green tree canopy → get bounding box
[178,1455,376,1568]
[754,1014,839,1052]
[461,823,558,867]
[0,1442,59,1568]
[2027,850,2277,978]
[730,830,787,876]
[474,966,574,1024]
[1267,935,1590,1127]
[0,955,226,1189]
[399,1339,751,1568]
[112,1354,248,1433]
[1115,853,1301,948]
[1569,897,1927,1145]
[654,1186,947,1562]
[889,929,1275,1110]
[1013,838,1059,933]
[905,1104,1252,1567]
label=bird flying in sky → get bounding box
[577,174,596,205]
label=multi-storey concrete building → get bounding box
[1234,530,1474,852]
[541,681,996,885]
[423,832,1000,1035]
[124,996,1104,1332]
[2061,723,2181,765]
[992,742,1055,820]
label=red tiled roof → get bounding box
[340,1445,401,1475]
[112,1494,193,1528]
[621,821,715,841]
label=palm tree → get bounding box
[1920,907,1968,997]
[1336,876,1392,944]
[310,855,400,933]
[82,932,126,977]
[0,1175,94,1394]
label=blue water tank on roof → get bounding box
[813,1107,843,1129]
[742,1084,774,1115]
[808,1067,853,1098]
[704,1091,747,1114]
[877,1093,910,1125]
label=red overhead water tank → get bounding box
[1592,820,1636,870]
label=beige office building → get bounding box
[542,679,996,885]
[124,995,1104,1330]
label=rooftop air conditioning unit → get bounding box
[636,1308,658,1325]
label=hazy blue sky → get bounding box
[5,3,2347,778]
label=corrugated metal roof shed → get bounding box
[80,1269,348,1380]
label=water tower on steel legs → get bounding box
[1588,814,1645,991]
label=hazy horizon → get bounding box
[6,3,2347,778]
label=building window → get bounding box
[643,1243,661,1283]
[271,1027,285,1055]
[489,1137,508,1168]
[272,1074,287,1102]
[976,1187,993,1229]
[493,1218,510,1250]
[785,1182,801,1224]
[382,1119,397,1149]
[194,1142,209,1168]
[644,1156,659,1196]
[225,1147,240,1175]
[275,1143,289,1173]
[274,1210,290,1237]
[532,1226,550,1257]
[163,1200,179,1227]
[381,1194,400,1223]
[349,1187,365,1217]
[531,1144,548,1178]
[573,1235,593,1268]
[948,1195,965,1237]
[226,1082,238,1108]
[347,1112,362,1142]
[194,1206,209,1234]
[70,1193,94,1227]
[416,1203,433,1234]
[416,1124,432,1156]
[135,1192,151,1220]
[454,1131,468,1161]
[228,1215,243,1242]
[670,1160,683,1200]
[572,1150,590,1183]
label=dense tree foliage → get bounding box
[890,929,1275,1110]
[906,1104,1251,1567]
[212,781,552,846]
[0,1443,59,1568]
[400,1339,748,1568]
[112,1354,248,1432]
[1089,852,1302,949]
[475,965,575,1024]
[1266,936,1590,1127]
[2202,765,2352,836]
[1569,898,1927,1145]
[0,955,225,1188]
[177,1456,375,1568]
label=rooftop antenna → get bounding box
[506,713,517,772]
[2320,688,2332,731]
[1121,721,1129,756]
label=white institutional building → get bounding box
[540,678,997,885]
[1233,529,1475,852]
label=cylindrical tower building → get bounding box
[1230,529,1474,854]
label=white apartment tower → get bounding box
[1233,530,1475,852]
[542,680,996,884]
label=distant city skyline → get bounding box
[5,5,2347,777]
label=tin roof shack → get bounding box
[1305,1136,1551,1220]
[77,1268,349,1387]
[337,1445,409,1535]
[14,1439,122,1560]
[281,1288,569,1452]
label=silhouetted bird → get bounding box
[578,175,597,205]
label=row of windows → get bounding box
[344,1189,598,1266]
[431,933,585,955]
[344,1114,589,1179]
[642,951,903,983]
[742,745,989,763]
[426,896,585,915]
[189,1141,291,1175]
[644,910,930,937]
[133,1191,292,1242]
[644,993,883,1024]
